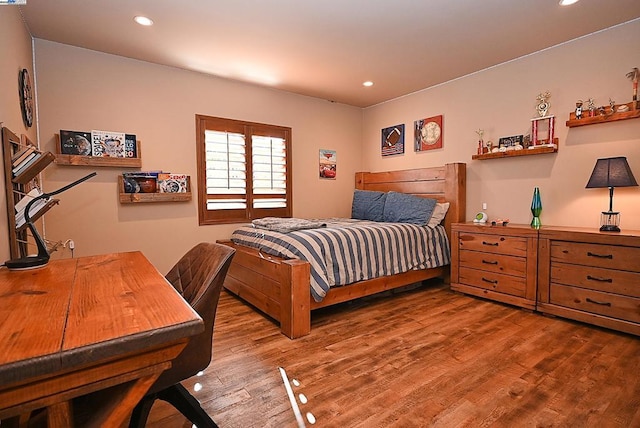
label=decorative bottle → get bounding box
[531,187,542,229]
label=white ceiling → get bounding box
[18,0,640,108]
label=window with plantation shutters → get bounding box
[196,115,292,225]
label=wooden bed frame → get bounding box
[218,162,466,338]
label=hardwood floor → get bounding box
[146,280,640,428]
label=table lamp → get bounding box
[5,172,97,270]
[585,157,637,232]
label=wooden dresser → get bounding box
[537,227,640,336]
[450,223,538,310]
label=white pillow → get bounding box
[427,202,450,228]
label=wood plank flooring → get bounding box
[146,280,640,427]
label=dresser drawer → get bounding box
[551,262,640,298]
[550,284,640,323]
[458,233,528,257]
[550,241,640,272]
[459,267,526,297]
[459,250,526,277]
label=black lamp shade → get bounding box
[586,157,638,189]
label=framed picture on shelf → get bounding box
[381,124,405,156]
[60,130,92,156]
[498,134,524,149]
[124,134,137,158]
[91,130,126,157]
[158,173,188,193]
[414,115,443,152]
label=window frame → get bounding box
[196,114,293,225]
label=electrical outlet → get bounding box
[482,202,487,210]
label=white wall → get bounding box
[34,40,363,272]
[362,19,640,230]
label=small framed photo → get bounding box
[498,134,524,149]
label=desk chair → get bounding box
[129,242,235,428]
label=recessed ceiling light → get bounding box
[134,16,154,26]
[363,81,374,87]
[559,0,579,5]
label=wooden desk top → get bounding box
[0,251,203,388]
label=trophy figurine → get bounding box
[531,91,555,148]
[536,91,551,117]
[627,67,639,110]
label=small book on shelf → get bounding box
[122,171,162,178]
[15,188,41,213]
[12,152,41,175]
[12,145,36,165]
[158,173,188,193]
[125,134,137,158]
[91,130,126,158]
[60,130,92,156]
[122,171,162,194]
[14,188,50,228]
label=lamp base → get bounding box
[4,255,50,270]
[599,211,621,232]
[599,224,621,232]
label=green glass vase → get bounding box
[531,187,542,229]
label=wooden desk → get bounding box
[0,251,203,427]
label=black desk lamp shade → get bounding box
[5,172,97,270]
[586,157,638,232]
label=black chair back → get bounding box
[148,242,235,394]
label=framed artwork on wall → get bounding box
[319,149,336,179]
[381,124,404,156]
[414,115,443,152]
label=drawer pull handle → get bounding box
[482,241,499,247]
[482,260,499,265]
[586,298,612,307]
[587,251,613,259]
[586,275,613,283]
[481,277,498,284]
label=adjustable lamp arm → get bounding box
[6,172,97,270]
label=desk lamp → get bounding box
[586,157,637,232]
[5,172,97,270]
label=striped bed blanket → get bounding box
[230,218,450,302]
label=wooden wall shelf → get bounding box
[55,154,142,168]
[118,176,192,203]
[54,134,142,168]
[472,139,558,160]
[566,102,640,127]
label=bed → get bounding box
[218,162,466,338]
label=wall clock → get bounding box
[415,115,443,151]
[19,68,34,128]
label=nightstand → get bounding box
[537,226,640,336]
[450,222,538,310]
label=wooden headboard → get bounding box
[354,162,467,238]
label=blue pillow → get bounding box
[351,189,386,222]
[383,192,437,225]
